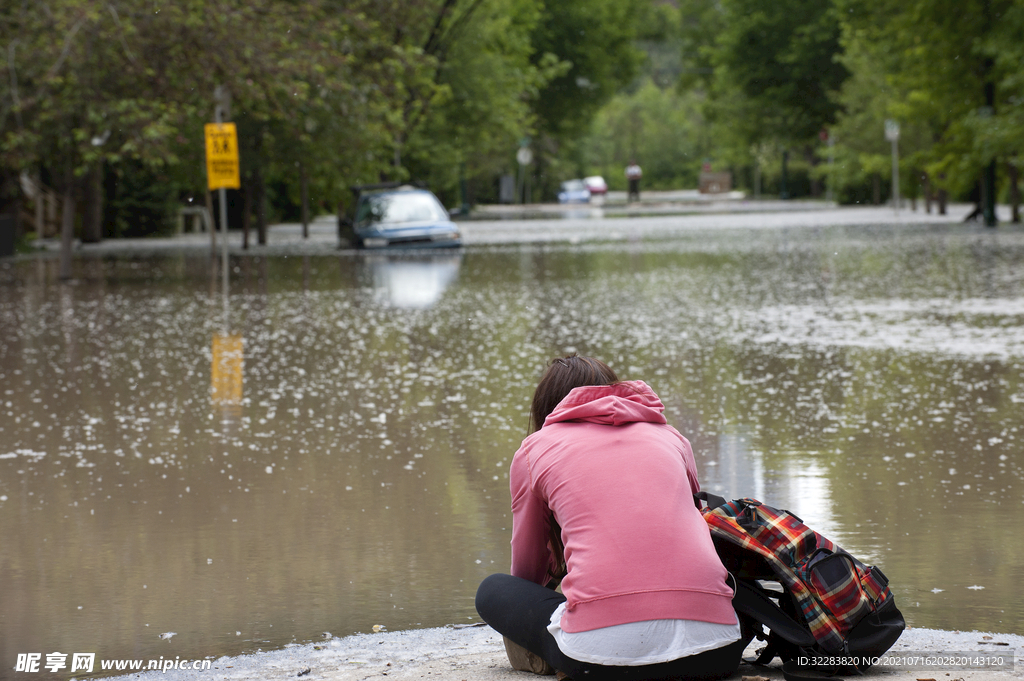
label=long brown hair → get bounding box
[529,354,618,584]
[528,354,619,433]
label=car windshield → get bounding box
[562,180,585,191]
[356,192,447,225]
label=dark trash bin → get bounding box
[0,213,16,257]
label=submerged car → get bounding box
[583,176,608,195]
[340,185,462,249]
[557,179,591,203]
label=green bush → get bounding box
[105,162,181,238]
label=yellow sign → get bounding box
[204,122,241,191]
[211,333,243,406]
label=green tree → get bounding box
[824,30,935,207]
[836,0,1020,220]
[584,81,713,190]
[692,0,849,197]
[0,0,696,246]
[527,0,645,198]
[676,0,723,91]
[988,0,1024,220]
[2,1,209,272]
[221,2,414,243]
[530,0,644,139]
[402,0,555,205]
[0,0,423,259]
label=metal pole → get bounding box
[300,162,309,239]
[220,186,228,319]
[215,101,229,329]
[891,138,900,216]
[884,120,901,217]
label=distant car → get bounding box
[558,179,591,203]
[341,186,462,249]
[583,176,608,195]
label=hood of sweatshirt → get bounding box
[543,380,667,428]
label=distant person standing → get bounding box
[626,160,642,203]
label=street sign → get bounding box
[884,120,900,215]
[884,119,900,141]
[516,147,533,166]
[204,122,241,190]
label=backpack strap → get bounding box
[694,491,728,510]
[733,580,815,648]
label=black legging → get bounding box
[476,574,745,681]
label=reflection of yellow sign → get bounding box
[211,334,243,405]
[204,123,241,191]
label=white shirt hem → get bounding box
[547,602,741,666]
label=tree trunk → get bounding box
[983,65,997,227]
[301,162,309,239]
[963,178,984,222]
[250,129,267,246]
[872,173,880,205]
[1008,160,1020,223]
[780,150,789,200]
[805,147,821,198]
[242,186,251,250]
[59,186,76,280]
[255,167,267,246]
[81,163,104,243]
[0,172,20,249]
[938,188,948,215]
[984,161,997,227]
[923,173,932,214]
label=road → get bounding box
[23,200,994,257]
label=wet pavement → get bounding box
[2,203,1023,678]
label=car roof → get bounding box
[361,185,431,197]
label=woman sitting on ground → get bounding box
[476,354,744,681]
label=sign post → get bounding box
[516,139,532,204]
[205,103,239,320]
[884,120,900,216]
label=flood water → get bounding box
[2,222,1023,676]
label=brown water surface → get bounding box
[1,225,1023,676]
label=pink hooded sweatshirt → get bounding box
[510,380,735,633]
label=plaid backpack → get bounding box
[697,493,905,679]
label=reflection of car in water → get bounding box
[363,252,462,309]
[339,184,462,249]
[557,179,591,204]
